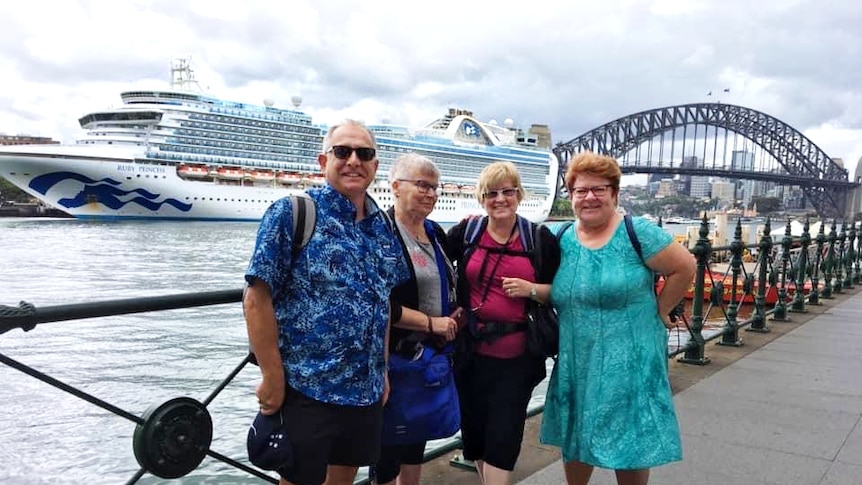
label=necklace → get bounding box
[487,222,517,245]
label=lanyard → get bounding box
[473,223,517,310]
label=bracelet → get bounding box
[426,314,433,333]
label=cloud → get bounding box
[0,0,860,177]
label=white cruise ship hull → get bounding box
[0,145,554,223]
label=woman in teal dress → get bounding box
[540,152,696,485]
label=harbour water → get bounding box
[0,217,746,483]
[0,218,263,484]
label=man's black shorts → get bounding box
[278,385,383,485]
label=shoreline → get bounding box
[0,205,72,218]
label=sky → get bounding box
[1,0,861,179]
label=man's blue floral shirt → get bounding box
[245,185,409,406]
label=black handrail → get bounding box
[0,289,243,335]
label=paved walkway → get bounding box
[518,290,862,485]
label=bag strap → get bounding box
[624,214,643,261]
[290,195,316,258]
[623,214,659,294]
[555,221,574,239]
[246,195,315,367]
[462,215,487,248]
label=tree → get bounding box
[550,198,573,218]
[0,178,31,204]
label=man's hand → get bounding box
[256,376,286,416]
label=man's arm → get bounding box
[243,281,285,415]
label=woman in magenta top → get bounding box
[446,161,560,485]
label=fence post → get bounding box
[822,220,836,299]
[809,219,824,305]
[679,215,711,365]
[719,218,743,346]
[853,221,862,284]
[790,217,809,313]
[844,221,855,289]
[834,221,845,294]
[771,219,792,322]
[748,218,772,333]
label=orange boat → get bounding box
[658,272,818,305]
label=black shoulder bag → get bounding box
[524,225,560,359]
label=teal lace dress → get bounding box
[540,216,682,469]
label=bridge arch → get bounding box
[554,103,854,218]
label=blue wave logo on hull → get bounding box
[29,171,192,213]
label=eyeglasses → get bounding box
[328,145,376,162]
[483,188,518,199]
[397,179,440,194]
[571,184,614,198]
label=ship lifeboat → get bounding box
[276,172,303,185]
[442,183,460,195]
[215,167,245,180]
[246,170,276,183]
[308,174,326,185]
[177,164,210,179]
[460,185,477,195]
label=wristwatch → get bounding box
[530,285,538,300]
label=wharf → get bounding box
[0,203,71,218]
[417,285,862,485]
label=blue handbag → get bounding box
[382,343,460,445]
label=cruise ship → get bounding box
[0,60,559,223]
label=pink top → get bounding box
[465,230,535,358]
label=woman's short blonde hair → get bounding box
[476,161,526,203]
[564,151,622,193]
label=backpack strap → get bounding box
[247,194,315,366]
[623,214,643,262]
[517,216,535,252]
[462,215,487,247]
[624,214,660,294]
[531,222,543,280]
[555,221,574,239]
[290,195,316,258]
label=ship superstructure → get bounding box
[0,60,558,223]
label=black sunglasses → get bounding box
[328,145,376,162]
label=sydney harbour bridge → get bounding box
[552,103,861,219]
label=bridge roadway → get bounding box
[516,286,862,485]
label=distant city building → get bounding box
[656,178,677,198]
[689,176,711,198]
[847,156,862,218]
[783,186,807,210]
[0,134,60,145]
[731,150,755,208]
[711,180,735,207]
[678,155,701,195]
